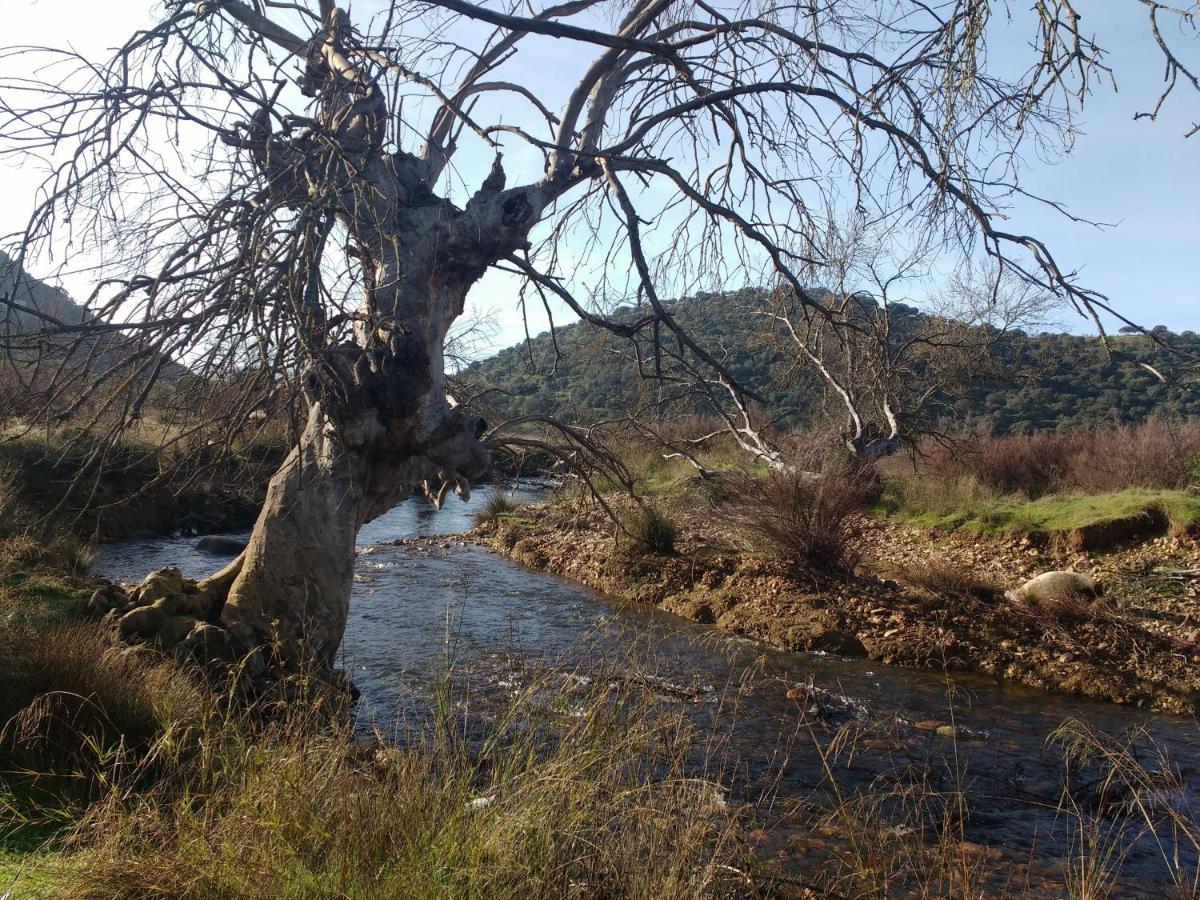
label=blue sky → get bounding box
[1,0,1196,352]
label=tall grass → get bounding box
[624,504,679,554]
[473,487,523,524]
[0,617,754,897]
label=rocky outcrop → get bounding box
[87,567,249,672]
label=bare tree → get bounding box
[0,0,1195,669]
[762,230,1060,462]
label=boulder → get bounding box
[196,535,248,556]
[1007,571,1102,605]
[132,567,185,606]
[156,614,196,648]
[117,605,166,640]
[174,588,215,619]
[176,622,237,662]
[86,584,127,616]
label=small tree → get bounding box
[0,1,1195,669]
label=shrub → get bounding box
[905,419,1200,502]
[473,488,522,524]
[625,505,678,554]
[1063,417,1200,493]
[944,431,1078,499]
[723,449,874,571]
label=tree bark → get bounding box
[214,276,492,667]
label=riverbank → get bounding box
[473,489,1200,715]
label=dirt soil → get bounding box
[472,490,1200,715]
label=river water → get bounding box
[93,483,1199,894]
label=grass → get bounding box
[624,505,678,554]
[896,559,1005,604]
[875,482,1200,536]
[0,631,753,898]
[473,487,523,524]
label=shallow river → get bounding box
[93,483,1199,893]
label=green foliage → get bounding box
[473,488,523,524]
[878,483,1200,536]
[465,291,1200,435]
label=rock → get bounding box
[174,588,215,619]
[196,535,248,556]
[133,567,185,606]
[1007,571,1102,605]
[117,605,166,640]
[151,594,182,616]
[176,621,237,662]
[86,584,126,616]
[156,614,196,648]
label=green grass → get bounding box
[875,480,1200,535]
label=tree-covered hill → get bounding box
[462,291,1200,435]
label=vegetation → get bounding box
[0,621,752,897]
[465,292,1200,436]
[624,505,679,555]
[473,488,524,525]
[722,449,874,571]
[869,419,1200,538]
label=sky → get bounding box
[0,0,1197,355]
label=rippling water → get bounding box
[93,483,1200,889]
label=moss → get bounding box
[876,482,1200,536]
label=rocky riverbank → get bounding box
[473,493,1200,715]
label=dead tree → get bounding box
[0,0,1195,669]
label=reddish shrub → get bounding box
[722,446,873,571]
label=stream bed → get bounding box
[93,483,1199,894]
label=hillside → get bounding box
[0,251,187,398]
[0,250,93,333]
[463,291,1200,434]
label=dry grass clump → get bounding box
[1008,589,1118,631]
[473,487,523,524]
[722,449,874,571]
[0,622,205,785]
[899,560,1004,604]
[47,667,748,899]
[624,504,679,554]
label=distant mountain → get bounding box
[0,250,93,334]
[0,251,186,402]
[462,290,1200,435]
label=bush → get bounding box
[473,488,522,524]
[625,505,678,554]
[723,449,873,571]
[894,419,1200,507]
